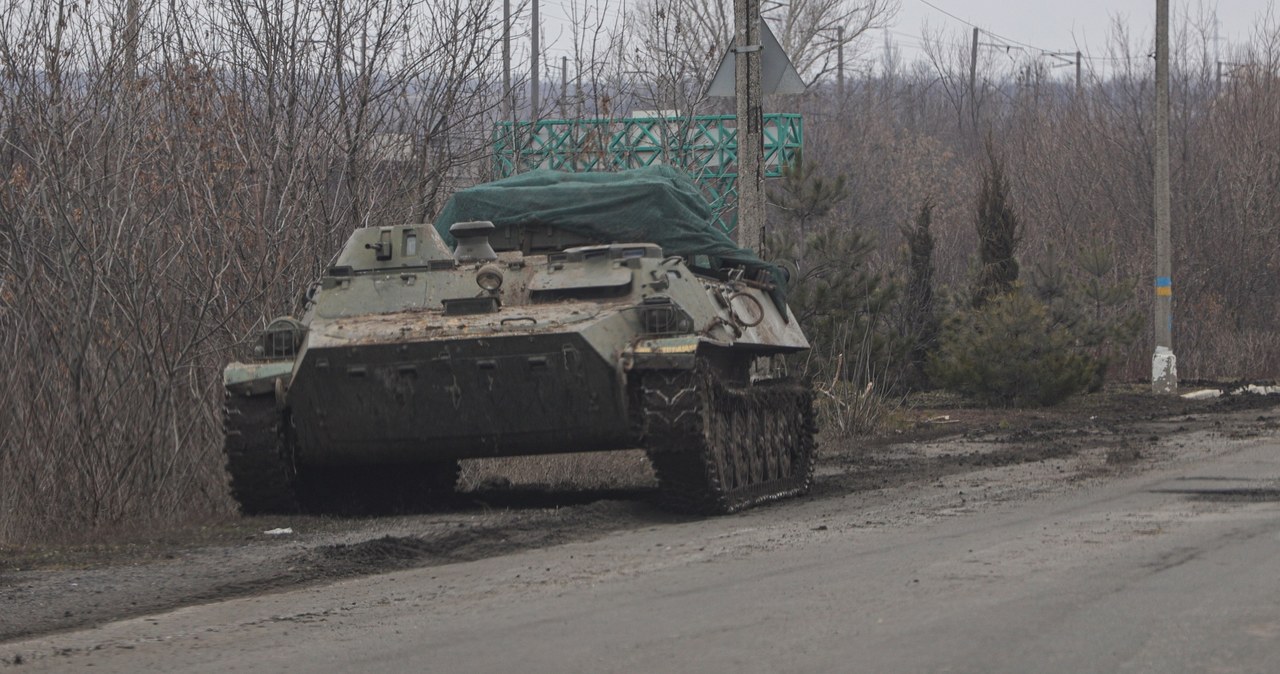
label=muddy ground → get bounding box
[2,385,1278,646]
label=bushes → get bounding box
[928,291,1102,407]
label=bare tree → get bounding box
[766,0,899,81]
[0,0,513,545]
[623,0,898,100]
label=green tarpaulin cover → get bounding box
[433,166,786,306]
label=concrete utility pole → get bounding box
[502,0,512,121]
[125,0,140,82]
[1153,0,1177,393]
[733,0,765,252]
[837,26,845,98]
[530,0,540,120]
[969,27,979,125]
[560,55,568,117]
[1076,51,1082,91]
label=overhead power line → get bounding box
[913,0,1135,64]
[915,0,1048,52]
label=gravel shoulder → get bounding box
[3,387,1277,646]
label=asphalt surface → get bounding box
[5,431,1280,673]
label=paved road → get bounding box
[8,433,1280,673]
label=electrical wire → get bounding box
[915,0,1047,51]
[913,0,1137,63]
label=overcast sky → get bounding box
[889,0,1276,65]
[539,0,1279,72]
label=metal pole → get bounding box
[837,26,845,98]
[561,55,568,117]
[531,0,540,120]
[1153,0,1177,393]
[502,0,512,121]
[733,0,765,252]
[125,0,139,83]
[1214,12,1221,81]
[969,27,979,126]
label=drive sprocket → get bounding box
[222,393,300,515]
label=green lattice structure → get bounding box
[492,113,802,233]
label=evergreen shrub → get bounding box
[928,291,1101,406]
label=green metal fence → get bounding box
[492,113,802,233]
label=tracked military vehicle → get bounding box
[223,166,815,515]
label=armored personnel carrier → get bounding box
[223,166,815,515]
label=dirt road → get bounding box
[2,392,1279,672]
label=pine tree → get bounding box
[767,154,894,385]
[928,292,1100,407]
[899,198,938,388]
[971,143,1020,308]
[1029,244,1142,391]
[768,148,849,247]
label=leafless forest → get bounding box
[1,0,1278,544]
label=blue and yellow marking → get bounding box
[1155,276,1172,297]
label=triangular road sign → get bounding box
[706,20,807,97]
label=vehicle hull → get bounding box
[288,318,635,463]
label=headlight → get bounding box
[256,317,307,359]
[639,296,693,335]
[476,263,504,292]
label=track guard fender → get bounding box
[223,361,295,398]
